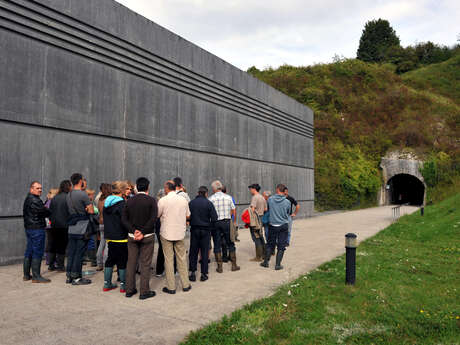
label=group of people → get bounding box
[22,173,300,300]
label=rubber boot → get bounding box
[103,267,117,291]
[222,243,229,263]
[23,257,32,281]
[215,253,223,273]
[275,250,285,270]
[249,243,259,261]
[229,252,240,271]
[56,254,66,272]
[260,247,272,268]
[48,252,57,271]
[31,258,51,283]
[118,269,126,293]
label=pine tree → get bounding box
[357,19,400,62]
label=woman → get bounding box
[44,188,58,266]
[102,181,130,292]
[96,183,112,271]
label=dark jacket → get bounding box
[122,193,157,235]
[23,193,51,229]
[103,199,127,241]
[49,192,70,229]
[189,195,218,229]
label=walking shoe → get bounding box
[72,277,91,285]
[139,291,156,300]
[183,285,192,292]
[125,288,138,298]
[189,271,196,282]
[162,287,176,294]
[200,273,208,282]
[230,252,240,271]
[103,284,117,292]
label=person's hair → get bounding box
[198,186,208,196]
[165,181,175,192]
[99,183,112,200]
[211,180,223,191]
[29,181,40,188]
[47,188,59,199]
[58,180,71,194]
[136,177,150,192]
[276,184,287,193]
[263,190,272,197]
[182,185,187,193]
[173,177,183,188]
[283,186,289,192]
[248,183,261,192]
[221,185,227,193]
[70,173,83,186]
[86,189,95,196]
[111,181,129,195]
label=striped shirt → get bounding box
[209,192,235,221]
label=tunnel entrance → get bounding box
[387,174,425,206]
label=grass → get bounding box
[181,194,460,345]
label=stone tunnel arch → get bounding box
[379,152,426,206]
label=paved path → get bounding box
[0,206,417,345]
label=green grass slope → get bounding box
[403,53,460,105]
[248,57,460,209]
[182,194,460,345]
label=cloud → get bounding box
[115,0,459,70]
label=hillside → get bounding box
[248,55,460,209]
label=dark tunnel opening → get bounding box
[387,174,425,206]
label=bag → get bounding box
[83,215,99,240]
[241,209,250,225]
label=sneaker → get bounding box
[139,291,156,300]
[66,277,73,284]
[72,277,91,285]
[103,283,117,292]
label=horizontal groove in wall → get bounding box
[0,0,313,139]
[0,118,315,170]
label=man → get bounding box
[261,184,291,270]
[122,177,157,300]
[262,191,272,241]
[209,180,240,273]
[66,173,94,285]
[248,183,267,262]
[157,181,192,294]
[188,186,218,282]
[48,180,71,272]
[284,187,300,246]
[173,176,191,202]
[22,181,52,283]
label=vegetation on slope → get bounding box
[182,194,460,345]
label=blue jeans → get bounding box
[24,229,46,259]
[267,224,288,252]
[66,234,88,279]
[287,216,293,244]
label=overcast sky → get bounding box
[115,0,459,71]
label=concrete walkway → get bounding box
[0,206,417,345]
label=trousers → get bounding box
[126,236,154,295]
[189,226,211,274]
[24,229,46,259]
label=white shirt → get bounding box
[158,191,190,241]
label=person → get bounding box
[220,185,232,261]
[248,183,267,262]
[209,180,240,273]
[261,184,291,270]
[22,181,52,283]
[44,188,58,266]
[173,177,191,202]
[103,181,130,292]
[284,187,300,246]
[66,173,94,285]
[48,180,71,272]
[122,177,157,300]
[188,186,218,282]
[85,189,98,267]
[262,191,272,241]
[96,183,112,271]
[157,180,192,294]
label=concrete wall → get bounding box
[0,0,314,264]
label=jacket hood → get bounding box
[271,194,287,203]
[104,196,124,212]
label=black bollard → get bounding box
[421,207,424,216]
[345,233,357,285]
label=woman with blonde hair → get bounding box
[96,183,112,271]
[103,181,130,292]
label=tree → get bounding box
[357,19,400,62]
